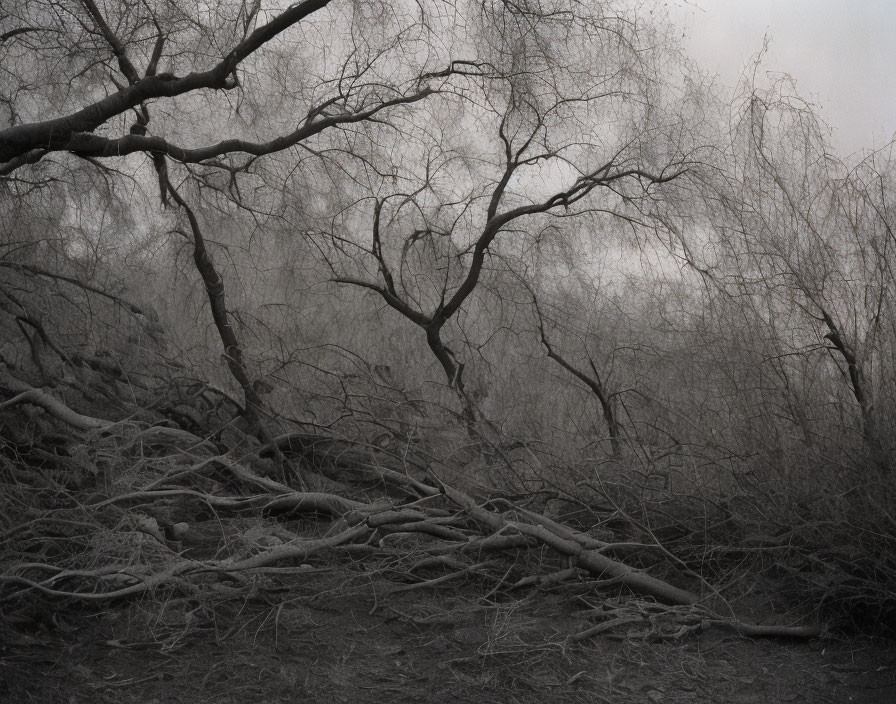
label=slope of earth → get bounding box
[2,580,894,704]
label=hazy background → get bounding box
[670,0,896,156]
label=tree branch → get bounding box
[0,0,334,162]
[332,276,431,327]
[79,0,141,85]
[62,87,439,164]
[0,261,144,313]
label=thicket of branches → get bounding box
[1,0,894,640]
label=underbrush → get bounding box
[1,358,894,651]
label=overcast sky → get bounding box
[668,0,896,157]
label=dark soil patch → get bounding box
[3,574,894,704]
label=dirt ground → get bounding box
[2,569,895,704]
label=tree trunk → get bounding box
[162,171,301,485]
[822,315,888,472]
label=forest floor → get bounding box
[3,569,895,704]
[2,368,895,703]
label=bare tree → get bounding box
[3,1,858,647]
[679,76,896,475]
[324,2,692,428]
[0,0,480,463]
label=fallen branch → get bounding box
[0,375,113,431]
[134,425,218,453]
[263,492,367,516]
[569,615,645,641]
[444,485,699,606]
[377,522,470,542]
[212,524,368,571]
[266,432,440,497]
[1,523,370,601]
[383,560,499,595]
[570,600,822,641]
[708,619,822,638]
[512,568,581,590]
[0,561,197,601]
[90,488,369,518]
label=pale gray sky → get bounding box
[669,0,896,156]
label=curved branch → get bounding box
[0,372,113,430]
[438,165,686,323]
[62,87,438,164]
[332,276,431,326]
[0,0,333,162]
[529,291,622,456]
